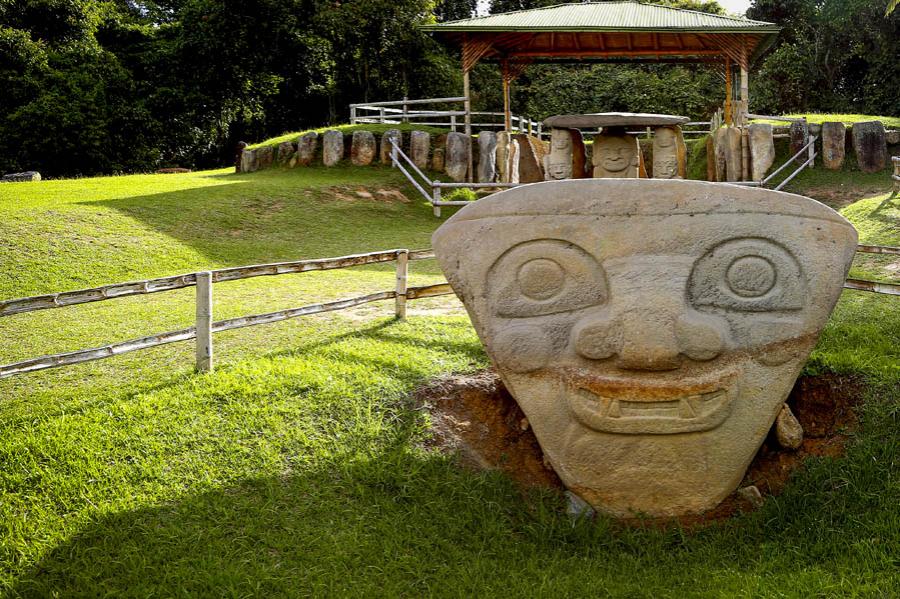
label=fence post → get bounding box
[450,114,457,132]
[195,272,213,372]
[395,250,409,319]
[432,186,442,218]
[402,97,409,124]
[808,134,815,167]
[350,106,357,125]
[379,108,386,124]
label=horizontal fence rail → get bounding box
[0,249,447,379]
[1,242,896,380]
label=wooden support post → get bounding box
[395,250,409,319]
[464,69,473,183]
[502,61,512,132]
[195,271,213,372]
[724,57,732,126]
[432,186,442,218]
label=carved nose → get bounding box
[617,311,681,371]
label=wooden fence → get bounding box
[1,244,896,381]
[0,249,452,379]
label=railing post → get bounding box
[379,107,385,124]
[350,106,357,125]
[450,114,457,132]
[402,97,409,124]
[390,139,398,168]
[432,185,442,218]
[395,249,409,319]
[195,272,213,372]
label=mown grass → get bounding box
[0,160,897,596]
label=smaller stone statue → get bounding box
[652,126,686,179]
[592,133,640,178]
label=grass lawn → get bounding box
[0,160,897,596]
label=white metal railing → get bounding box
[730,134,817,190]
[350,97,542,137]
[892,156,899,189]
[0,249,452,379]
[388,138,520,217]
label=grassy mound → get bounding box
[248,123,451,151]
[0,164,897,595]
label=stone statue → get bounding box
[591,134,640,178]
[433,179,857,518]
[652,126,686,179]
[544,128,587,180]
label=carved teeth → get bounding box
[679,398,696,418]
[607,400,621,418]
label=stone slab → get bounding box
[2,171,40,182]
[351,130,376,166]
[544,113,689,129]
[322,130,344,167]
[821,122,846,171]
[748,123,775,181]
[432,179,857,517]
[852,120,887,173]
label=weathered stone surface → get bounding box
[235,142,247,172]
[2,171,40,182]
[350,130,376,166]
[507,139,520,184]
[410,131,431,171]
[821,122,846,170]
[544,112,689,129]
[379,129,401,164]
[513,134,547,183]
[737,485,764,508]
[713,128,727,182]
[240,149,258,173]
[496,132,511,183]
[714,126,742,182]
[296,132,318,166]
[706,135,716,181]
[790,121,809,164]
[652,126,687,179]
[322,130,344,167]
[257,145,274,170]
[886,130,900,145]
[775,404,803,450]
[748,123,775,181]
[852,120,887,173]
[445,132,469,182]
[477,131,497,183]
[591,134,640,178]
[277,141,296,165]
[545,128,587,180]
[432,147,445,172]
[432,179,857,517]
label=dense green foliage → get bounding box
[748,0,900,115]
[1,0,897,176]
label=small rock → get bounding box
[322,130,344,167]
[790,121,810,164]
[565,491,596,520]
[737,485,764,508]
[775,403,804,450]
[519,417,529,432]
[2,171,41,182]
[852,121,887,173]
[296,132,318,166]
[350,130,376,166]
[821,122,846,170]
[380,129,402,164]
[432,147,445,172]
[240,149,258,173]
[257,145,274,169]
[886,130,900,145]
[445,132,469,182]
[409,131,431,171]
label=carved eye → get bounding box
[489,239,607,318]
[689,238,804,311]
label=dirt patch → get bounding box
[416,370,863,526]
[414,371,563,489]
[801,185,890,210]
[326,186,409,203]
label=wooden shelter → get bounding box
[423,1,781,170]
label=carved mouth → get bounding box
[565,376,737,435]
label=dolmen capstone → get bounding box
[433,179,857,517]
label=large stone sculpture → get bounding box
[433,179,857,518]
[379,129,401,164]
[478,131,497,183]
[821,122,846,170]
[351,131,376,166]
[322,130,344,167]
[445,132,470,182]
[409,131,431,171]
[297,132,318,166]
[852,121,887,173]
[592,134,641,178]
[651,126,686,179]
[748,123,775,181]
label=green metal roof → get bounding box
[423,2,779,33]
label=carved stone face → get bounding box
[652,126,686,180]
[547,128,575,180]
[433,180,857,517]
[592,135,640,178]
